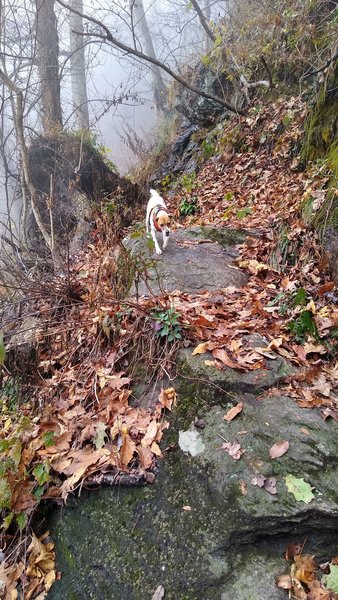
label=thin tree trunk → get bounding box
[190,0,215,44]
[35,0,63,136]
[69,0,89,129]
[0,69,61,268]
[130,0,167,112]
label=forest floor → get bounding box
[1,96,338,599]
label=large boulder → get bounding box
[47,371,338,600]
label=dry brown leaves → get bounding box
[276,543,338,599]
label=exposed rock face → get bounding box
[174,65,239,126]
[47,354,338,600]
[124,226,249,296]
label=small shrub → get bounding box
[179,196,198,216]
[150,307,182,342]
[180,172,196,193]
[289,309,319,343]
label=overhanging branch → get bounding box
[56,0,244,115]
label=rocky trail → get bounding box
[48,219,338,600]
[1,98,337,600]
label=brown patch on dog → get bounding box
[156,212,171,228]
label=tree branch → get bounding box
[190,0,216,43]
[260,55,273,89]
[55,0,244,115]
[301,51,338,80]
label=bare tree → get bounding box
[56,0,244,115]
[35,0,63,136]
[130,0,167,112]
[69,0,90,129]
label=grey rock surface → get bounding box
[47,224,338,600]
[48,378,338,600]
[124,226,249,296]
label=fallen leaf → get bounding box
[307,580,331,599]
[141,421,158,447]
[251,474,277,495]
[240,480,247,496]
[182,505,192,511]
[285,474,315,503]
[224,402,243,422]
[264,477,277,495]
[151,585,165,600]
[93,422,107,450]
[285,543,303,560]
[221,441,245,460]
[137,446,153,469]
[192,342,209,355]
[251,474,266,488]
[293,554,316,584]
[269,440,289,459]
[150,441,162,457]
[159,388,176,410]
[120,435,136,467]
[212,348,245,370]
[276,573,292,589]
[317,282,335,296]
[323,563,338,593]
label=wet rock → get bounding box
[174,65,240,126]
[47,390,338,600]
[171,125,198,156]
[124,226,248,296]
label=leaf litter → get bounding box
[1,96,338,597]
[276,541,338,599]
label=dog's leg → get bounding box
[162,231,169,251]
[151,223,162,254]
[146,206,151,234]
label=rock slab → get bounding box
[124,226,248,296]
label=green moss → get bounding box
[314,189,338,235]
[301,196,315,223]
[47,452,228,600]
[199,227,248,247]
[301,62,338,169]
[328,141,338,177]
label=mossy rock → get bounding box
[301,61,338,171]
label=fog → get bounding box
[0,0,225,238]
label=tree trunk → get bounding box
[69,0,90,130]
[130,0,167,112]
[35,0,63,136]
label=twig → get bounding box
[301,51,338,80]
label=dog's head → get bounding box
[155,210,171,236]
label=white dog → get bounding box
[146,189,171,255]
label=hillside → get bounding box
[1,0,338,594]
[1,86,338,598]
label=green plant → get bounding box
[201,138,215,159]
[179,196,198,216]
[0,377,20,413]
[180,171,196,193]
[289,309,319,343]
[236,207,252,219]
[150,307,182,342]
[160,173,172,192]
